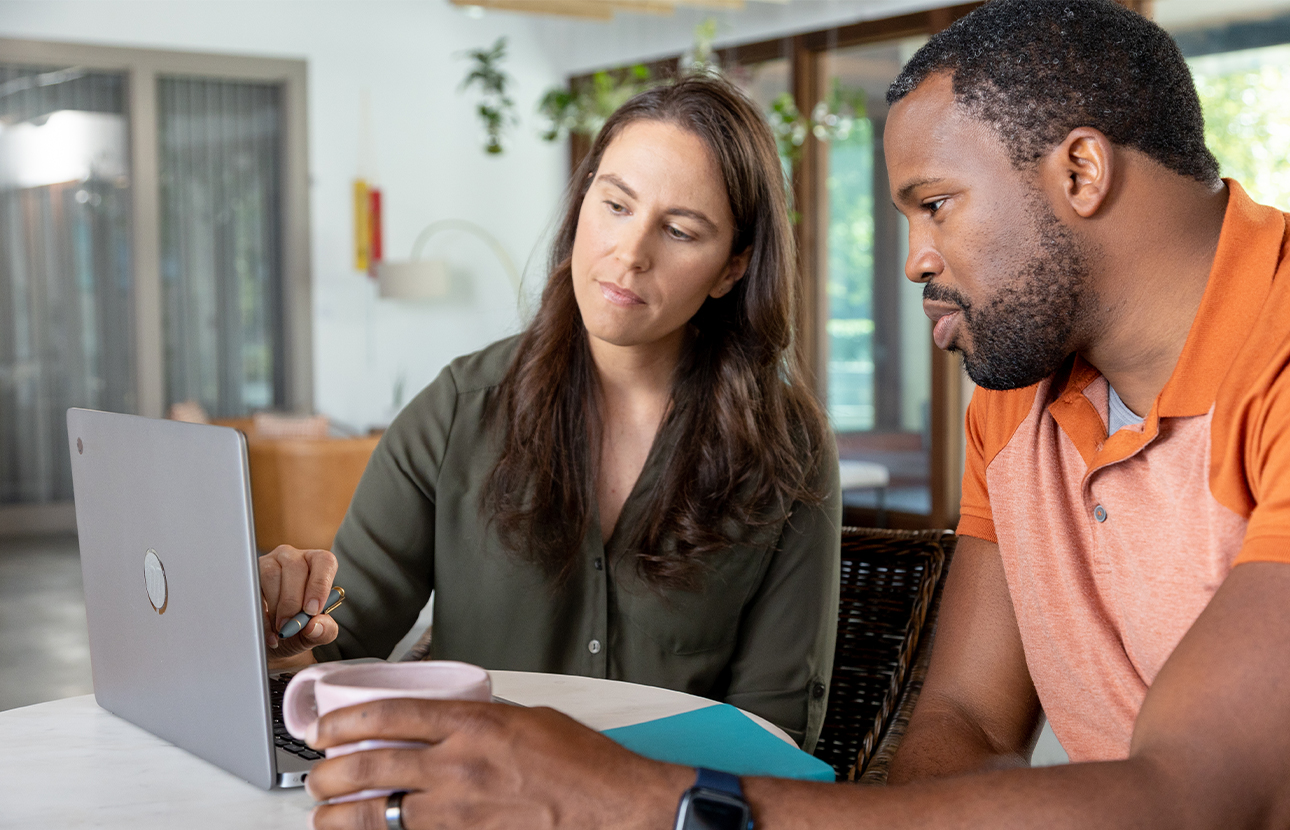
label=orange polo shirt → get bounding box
[957,181,1290,762]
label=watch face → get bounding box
[682,794,749,830]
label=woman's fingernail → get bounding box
[307,807,318,829]
[268,634,279,648]
[306,720,319,746]
[305,599,321,615]
[308,621,322,638]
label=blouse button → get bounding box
[593,558,603,571]
[588,639,602,655]
[1094,505,1108,523]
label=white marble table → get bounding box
[0,671,791,829]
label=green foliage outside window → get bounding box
[1190,43,1290,210]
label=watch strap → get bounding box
[693,768,744,798]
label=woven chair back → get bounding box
[812,526,956,782]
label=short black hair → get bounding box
[888,0,1220,183]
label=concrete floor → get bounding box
[0,534,93,711]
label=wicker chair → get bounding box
[811,526,956,783]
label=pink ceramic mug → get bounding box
[283,660,492,802]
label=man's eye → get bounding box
[926,198,947,215]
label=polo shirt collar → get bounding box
[1155,180,1287,417]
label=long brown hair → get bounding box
[482,73,830,589]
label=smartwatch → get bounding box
[673,768,754,830]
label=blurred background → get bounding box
[2,0,1287,766]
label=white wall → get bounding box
[0,0,567,431]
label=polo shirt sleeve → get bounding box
[311,366,454,662]
[1230,351,1290,566]
[958,388,999,544]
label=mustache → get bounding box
[923,281,971,312]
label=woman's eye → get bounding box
[605,200,626,214]
[666,225,694,241]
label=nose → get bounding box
[614,216,652,272]
[904,227,944,284]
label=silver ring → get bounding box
[384,791,406,830]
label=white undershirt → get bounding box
[1107,384,1146,434]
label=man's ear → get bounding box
[1045,127,1115,219]
[710,248,751,299]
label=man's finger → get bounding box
[311,699,507,750]
[301,549,339,616]
[305,749,431,802]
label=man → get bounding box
[302,2,1290,827]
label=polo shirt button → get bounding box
[593,558,603,570]
[588,639,602,654]
[1094,505,1107,523]
[811,682,827,700]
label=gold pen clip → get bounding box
[323,586,345,615]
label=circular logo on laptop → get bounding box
[143,549,168,614]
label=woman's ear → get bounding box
[710,249,751,299]
[1046,127,1115,219]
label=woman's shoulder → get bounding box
[386,335,522,438]
[442,334,524,396]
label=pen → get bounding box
[277,586,345,639]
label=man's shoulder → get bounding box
[966,377,1051,456]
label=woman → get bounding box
[261,73,841,749]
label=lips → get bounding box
[923,300,963,351]
[598,281,645,307]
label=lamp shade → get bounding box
[377,260,451,301]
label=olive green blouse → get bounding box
[313,337,841,750]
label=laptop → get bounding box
[66,407,320,790]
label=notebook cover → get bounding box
[602,703,836,782]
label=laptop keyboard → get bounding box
[269,673,323,761]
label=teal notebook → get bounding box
[603,703,836,782]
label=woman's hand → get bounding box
[259,544,340,668]
[304,699,692,830]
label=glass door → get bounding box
[0,64,134,505]
[158,77,285,418]
[820,37,933,517]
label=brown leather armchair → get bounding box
[213,417,379,552]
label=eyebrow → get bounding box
[597,172,720,233]
[895,176,948,204]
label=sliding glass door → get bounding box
[158,77,284,418]
[0,64,135,504]
[0,41,309,524]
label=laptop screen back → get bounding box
[67,409,276,789]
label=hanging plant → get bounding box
[538,63,654,143]
[769,80,867,167]
[460,37,517,155]
[536,18,867,169]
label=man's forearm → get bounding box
[742,755,1217,830]
[886,699,1035,784]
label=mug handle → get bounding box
[281,663,333,740]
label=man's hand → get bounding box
[259,545,339,668]
[304,700,692,830]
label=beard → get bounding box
[924,200,1096,391]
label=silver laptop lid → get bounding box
[66,408,276,790]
